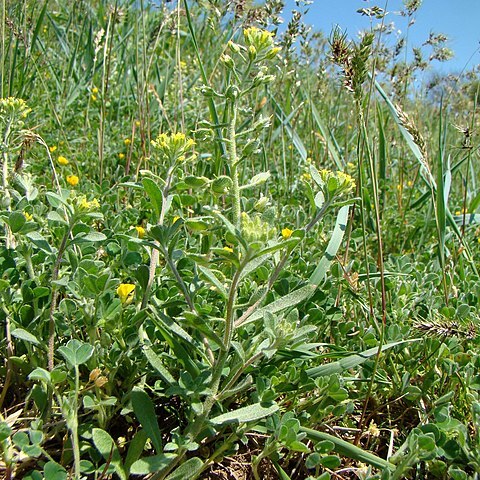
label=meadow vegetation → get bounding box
[1,0,480,478]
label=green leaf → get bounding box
[11,328,40,345]
[130,454,176,475]
[28,368,51,384]
[306,339,420,378]
[165,457,204,480]
[57,339,94,367]
[72,231,107,243]
[33,287,50,298]
[184,218,210,232]
[143,178,163,220]
[304,91,343,170]
[45,191,71,209]
[131,389,163,453]
[301,427,394,470]
[198,266,227,299]
[248,171,271,186]
[125,430,148,474]
[143,346,176,386]
[47,211,68,225]
[184,175,209,188]
[309,206,349,285]
[26,231,52,253]
[0,422,12,441]
[43,461,67,480]
[319,455,341,469]
[239,284,317,327]
[8,212,26,233]
[210,403,279,426]
[92,428,126,480]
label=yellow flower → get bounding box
[281,228,293,239]
[223,246,233,253]
[118,152,125,159]
[91,94,97,101]
[124,138,132,146]
[173,216,180,224]
[135,120,141,127]
[58,155,69,166]
[92,87,99,94]
[67,174,79,186]
[135,226,145,238]
[117,283,135,306]
[78,196,100,211]
[49,145,57,153]
[407,180,413,187]
[151,132,195,163]
[24,211,33,221]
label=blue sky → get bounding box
[283,0,480,74]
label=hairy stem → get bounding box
[227,99,241,228]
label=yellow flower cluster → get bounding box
[319,169,356,197]
[0,97,31,119]
[78,196,100,211]
[243,27,280,59]
[151,132,196,164]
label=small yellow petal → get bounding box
[117,283,135,305]
[281,228,293,239]
[135,226,145,238]
[58,156,69,166]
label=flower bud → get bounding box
[248,45,257,61]
[220,54,235,70]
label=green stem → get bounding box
[235,200,331,329]
[155,261,246,480]
[48,223,73,371]
[71,365,81,480]
[227,99,241,228]
[141,166,175,309]
[2,120,13,249]
[354,101,387,442]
